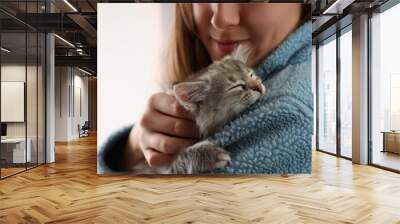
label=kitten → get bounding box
[132,45,266,174]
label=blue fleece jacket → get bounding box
[209,21,313,174]
[98,21,313,174]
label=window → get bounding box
[340,28,352,158]
[370,2,400,171]
[317,36,337,154]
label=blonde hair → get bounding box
[164,3,311,85]
[165,3,211,85]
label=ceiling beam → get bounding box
[322,0,356,14]
[67,13,97,46]
[55,55,96,71]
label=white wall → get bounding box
[54,67,89,141]
[55,67,68,141]
[1,65,41,138]
[97,3,175,149]
[72,73,89,138]
[1,65,26,128]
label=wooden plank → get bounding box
[0,134,399,223]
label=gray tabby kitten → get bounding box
[132,46,266,174]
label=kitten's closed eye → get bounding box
[227,83,246,91]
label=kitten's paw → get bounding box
[214,151,231,168]
[209,148,231,169]
[171,142,231,174]
[215,160,229,168]
[217,153,231,161]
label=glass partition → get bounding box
[0,31,28,177]
[0,1,46,179]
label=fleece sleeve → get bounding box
[98,124,134,172]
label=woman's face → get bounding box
[192,3,303,67]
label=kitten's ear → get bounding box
[225,44,252,64]
[173,80,210,112]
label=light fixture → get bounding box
[63,0,78,12]
[76,48,85,55]
[54,34,75,48]
[78,67,93,76]
[323,0,341,14]
[322,0,354,15]
[1,47,11,53]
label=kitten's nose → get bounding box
[250,80,265,94]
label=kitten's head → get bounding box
[173,45,266,137]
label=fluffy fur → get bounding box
[132,46,266,174]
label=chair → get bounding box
[78,121,90,138]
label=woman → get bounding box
[100,3,313,174]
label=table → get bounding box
[381,131,400,154]
[1,138,32,163]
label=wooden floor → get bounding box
[373,150,400,171]
[1,167,26,178]
[1,163,45,178]
[1,134,400,223]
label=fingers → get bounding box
[142,129,197,154]
[140,107,200,138]
[149,92,195,121]
[137,92,201,168]
[138,127,198,168]
[142,148,173,167]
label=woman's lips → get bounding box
[215,40,238,54]
[211,37,248,55]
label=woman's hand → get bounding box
[125,92,200,168]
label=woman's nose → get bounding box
[210,3,240,30]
